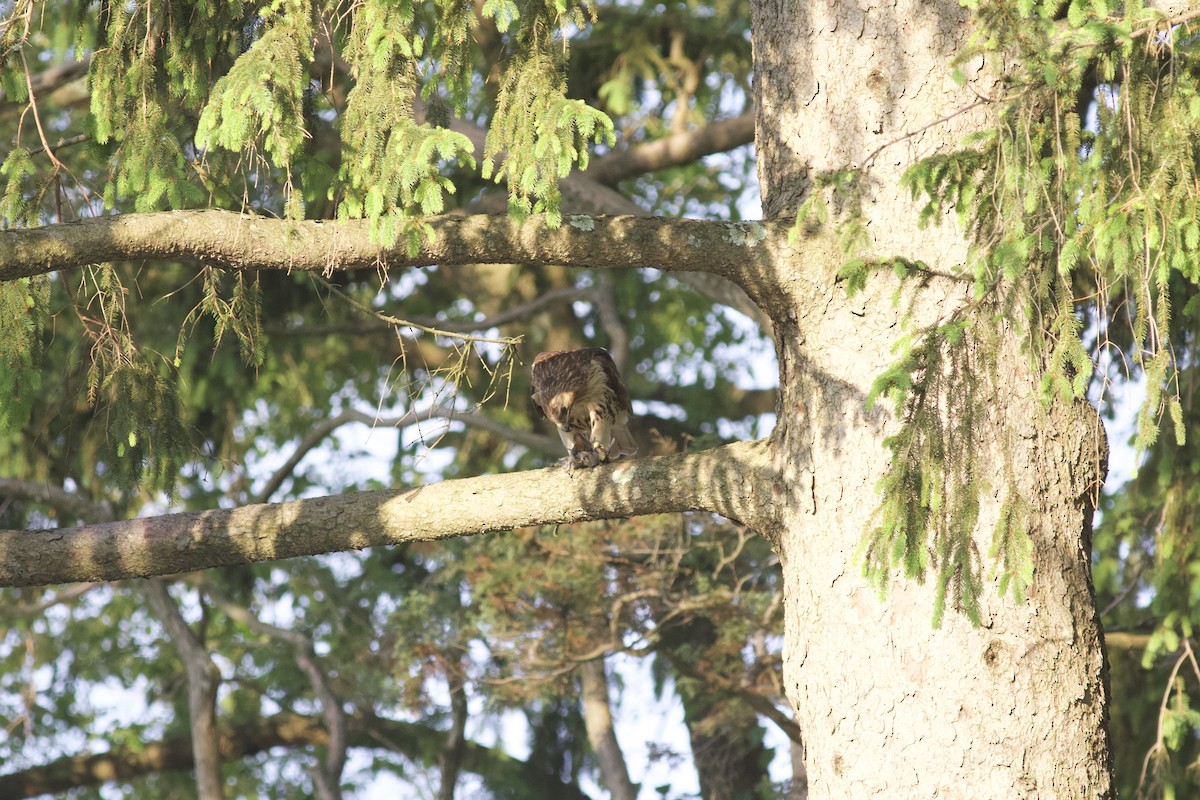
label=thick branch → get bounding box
[585,114,756,185]
[0,441,774,587]
[0,211,788,293]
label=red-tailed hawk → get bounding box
[531,348,638,468]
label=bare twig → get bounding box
[253,404,453,504]
[406,286,595,335]
[661,648,802,743]
[861,100,989,170]
[313,275,521,347]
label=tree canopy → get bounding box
[0,0,784,797]
[2,0,1200,798]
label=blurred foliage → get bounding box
[8,0,1200,798]
[0,0,784,797]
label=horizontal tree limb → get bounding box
[0,211,792,286]
[585,114,757,186]
[0,440,774,588]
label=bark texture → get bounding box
[0,211,788,283]
[0,441,773,587]
[749,0,1112,797]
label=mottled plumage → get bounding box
[531,348,638,468]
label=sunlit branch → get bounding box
[0,212,795,298]
[0,440,775,588]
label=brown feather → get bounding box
[531,348,637,465]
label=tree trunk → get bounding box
[748,1,1112,796]
[143,580,226,800]
[578,659,637,800]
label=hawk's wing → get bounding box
[531,348,630,413]
[583,348,631,414]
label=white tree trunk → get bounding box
[748,1,1112,796]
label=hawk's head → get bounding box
[541,392,576,432]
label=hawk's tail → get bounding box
[610,424,638,460]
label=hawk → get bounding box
[531,348,638,468]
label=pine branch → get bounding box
[0,440,774,587]
[415,101,770,328]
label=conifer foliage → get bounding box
[0,0,784,797]
[5,0,1200,797]
[853,1,1200,631]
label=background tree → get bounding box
[2,1,1200,799]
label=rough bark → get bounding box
[749,1,1112,797]
[0,441,773,587]
[579,659,637,800]
[0,210,789,283]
